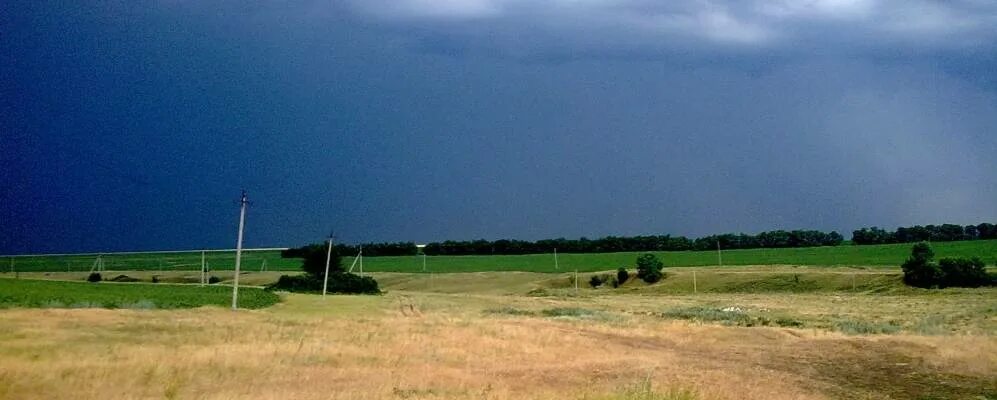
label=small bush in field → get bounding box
[87,273,102,283]
[617,267,629,285]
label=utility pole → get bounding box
[322,232,335,298]
[422,252,426,272]
[231,190,248,310]
[359,244,363,277]
[717,241,723,267]
[200,250,206,286]
[554,248,559,270]
[574,270,579,295]
[693,270,698,294]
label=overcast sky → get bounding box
[2,0,996,253]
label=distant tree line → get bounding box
[280,222,997,258]
[283,229,844,258]
[852,223,997,245]
[424,230,842,255]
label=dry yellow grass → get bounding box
[1,289,995,400]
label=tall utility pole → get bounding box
[716,241,723,267]
[200,250,206,286]
[322,232,335,298]
[231,190,248,310]
[554,248,559,270]
[358,244,363,277]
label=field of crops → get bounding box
[0,278,280,309]
[5,240,996,273]
[361,239,997,273]
[2,250,301,273]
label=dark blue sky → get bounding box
[2,0,996,253]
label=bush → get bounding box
[636,254,664,283]
[274,239,380,294]
[589,275,604,288]
[87,273,102,283]
[617,267,629,285]
[108,275,139,282]
[938,257,989,288]
[266,273,379,294]
[541,307,596,317]
[901,242,992,288]
[207,276,222,284]
[834,319,901,335]
[151,275,160,284]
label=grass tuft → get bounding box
[662,306,804,328]
[834,319,902,335]
[594,376,699,400]
[483,307,536,316]
[542,307,597,317]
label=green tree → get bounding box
[635,253,664,283]
[299,243,343,279]
[902,242,940,288]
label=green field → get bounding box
[351,239,997,273]
[2,250,301,273]
[0,278,280,309]
[4,240,996,273]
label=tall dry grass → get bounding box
[0,292,994,399]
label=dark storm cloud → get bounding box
[1,0,995,253]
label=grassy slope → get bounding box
[371,267,907,295]
[0,278,279,309]
[5,240,996,273]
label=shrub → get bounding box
[273,239,380,294]
[617,267,629,285]
[108,275,139,282]
[87,273,102,283]
[541,307,596,317]
[151,275,160,284]
[901,242,992,288]
[207,276,222,284]
[636,254,664,283]
[938,257,989,288]
[589,275,604,288]
[483,307,535,316]
[834,319,901,335]
[266,273,379,294]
